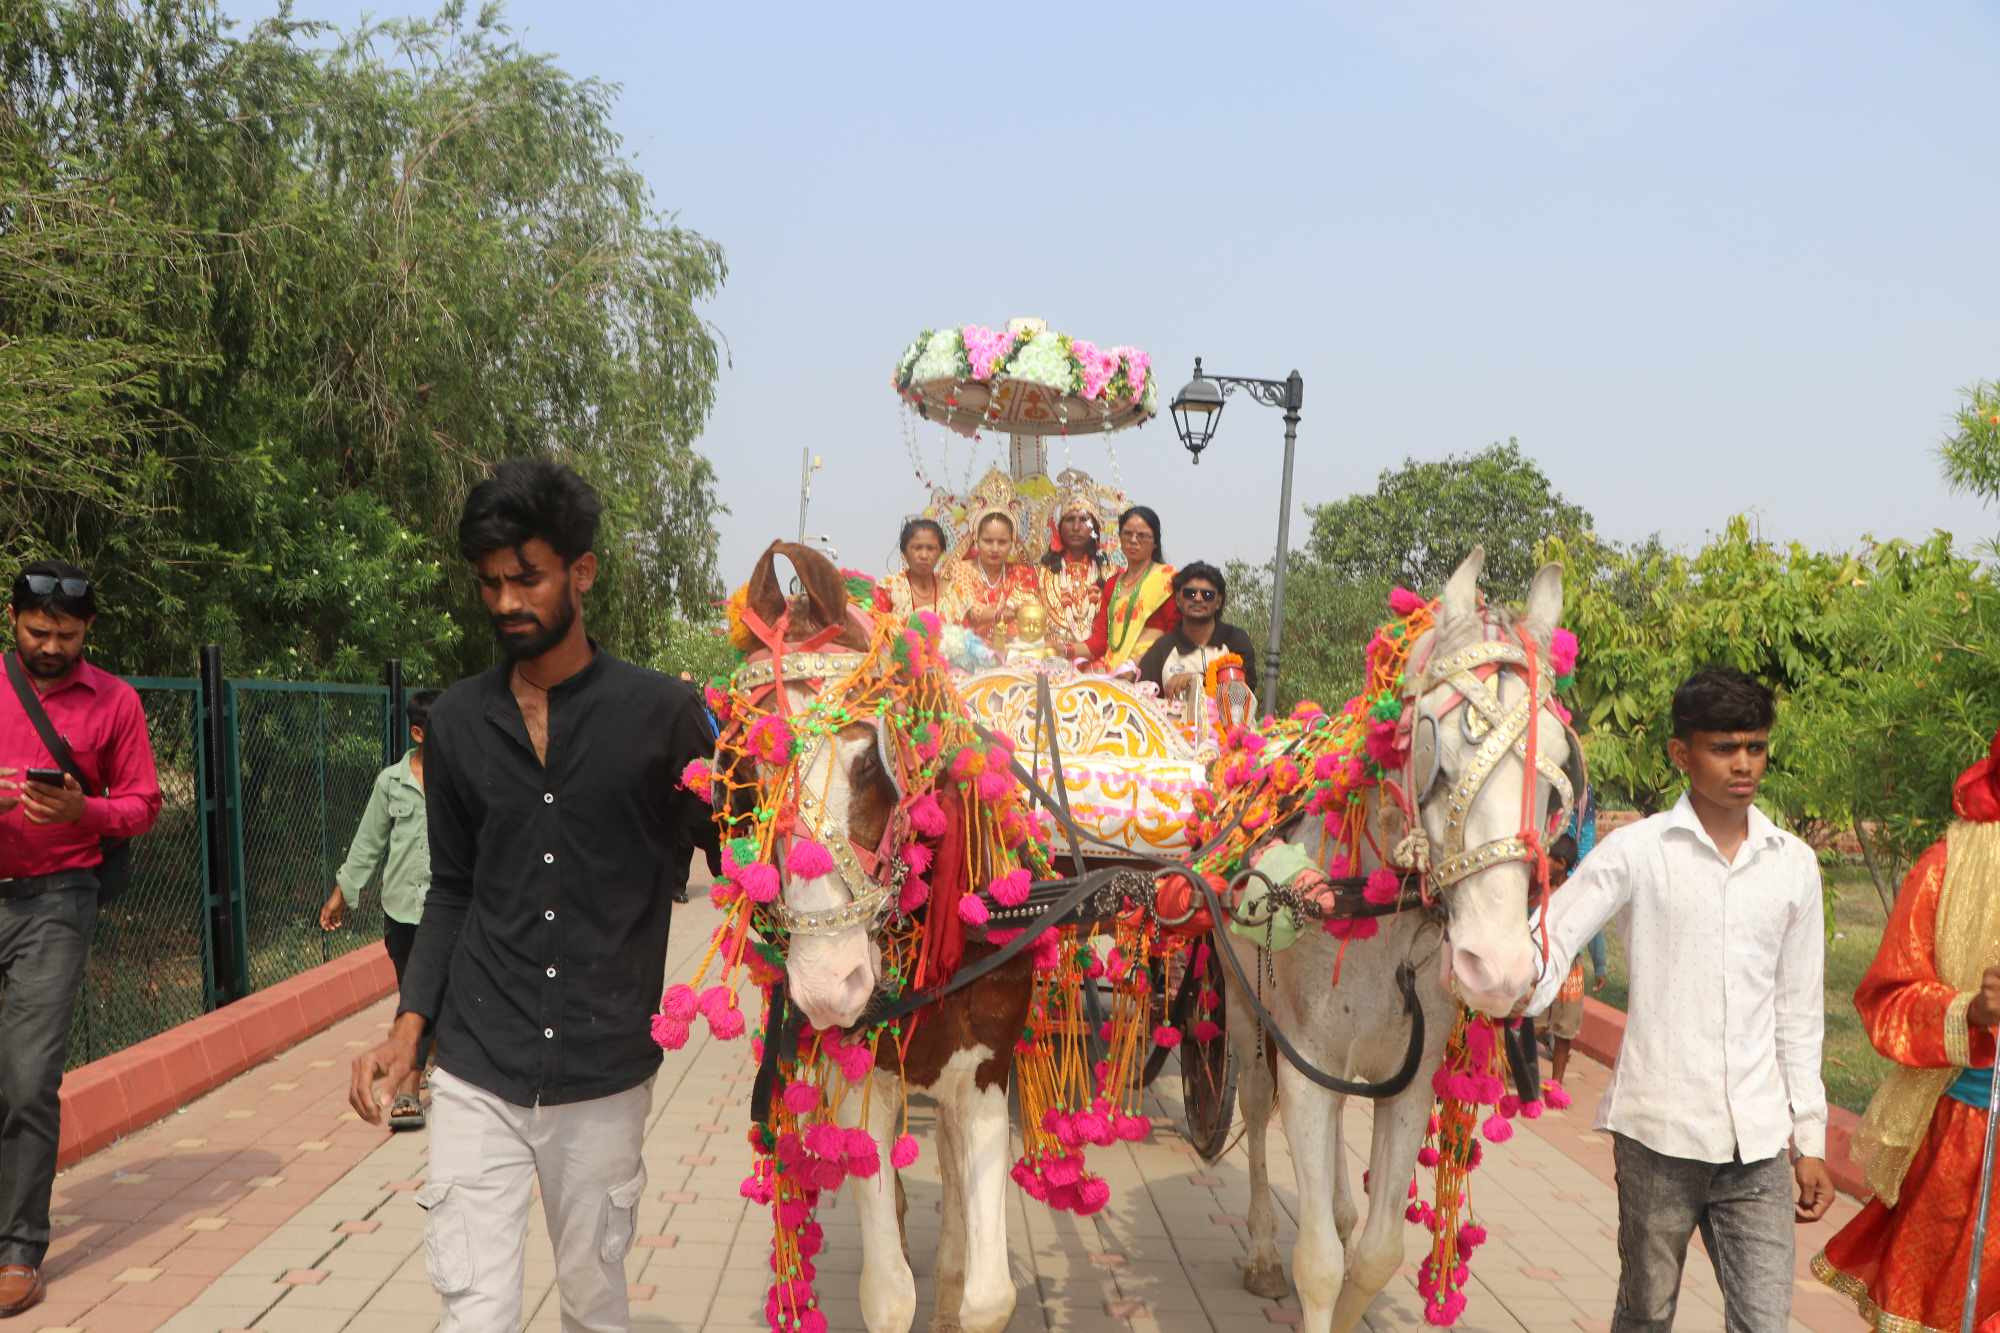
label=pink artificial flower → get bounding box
[1069,340,1119,401]
[1113,346,1150,402]
[680,758,714,801]
[961,325,1018,382]
[787,839,835,880]
[746,714,794,766]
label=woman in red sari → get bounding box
[1086,505,1177,673]
[1813,727,2000,1332]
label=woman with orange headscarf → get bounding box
[942,506,1037,649]
[1812,727,2000,1332]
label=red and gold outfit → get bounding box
[1813,735,2000,1332]
[874,569,944,619]
[1037,557,1104,655]
[942,562,1037,647]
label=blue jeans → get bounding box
[1610,1133,1794,1332]
[0,883,97,1266]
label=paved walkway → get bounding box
[32,886,1870,1332]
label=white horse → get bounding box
[1223,548,1576,1333]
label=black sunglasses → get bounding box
[1179,586,1218,602]
[16,574,92,600]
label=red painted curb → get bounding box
[56,942,397,1169]
[1571,996,1870,1201]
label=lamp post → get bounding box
[1169,358,1304,710]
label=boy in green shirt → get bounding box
[320,690,438,1129]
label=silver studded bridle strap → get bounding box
[1407,636,1580,892]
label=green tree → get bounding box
[1223,556,1388,714]
[1,0,727,682]
[1940,379,2000,510]
[1305,440,1594,600]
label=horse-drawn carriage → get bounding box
[658,323,1587,1333]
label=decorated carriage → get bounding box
[655,319,1590,1333]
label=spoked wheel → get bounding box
[1176,951,1236,1164]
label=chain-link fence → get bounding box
[66,680,209,1066]
[233,683,390,992]
[59,669,413,1069]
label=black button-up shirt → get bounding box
[398,647,716,1106]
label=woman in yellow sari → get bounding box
[942,507,1037,647]
[1086,506,1177,672]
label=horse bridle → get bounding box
[729,640,908,938]
[1390,626,1585,894]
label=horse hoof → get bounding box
[1243,1259,1290,1301]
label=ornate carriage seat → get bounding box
[960,666,1212,857]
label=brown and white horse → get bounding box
[735,541,1037,1333]
[1224,548,1577,1332]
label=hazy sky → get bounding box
[237,0,2000,586]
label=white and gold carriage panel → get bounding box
[960,667,1211,856]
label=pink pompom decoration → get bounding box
[1363,867,1402,906]
[1424,1291,1468,1326]
[650,1013,691,1050]
[1549,626,1579,678]
[1074,1176,1112,1215]
[1520,1099,1545,1120]
[1323,916,1379,941]
[1152,1024,1183,1049]
[1459,1223,1488,1250]
[898,875,930,913]
[845,1134,881,1179]
[787,839,834,880]
[976,769,1011,802]
[1417,1145,1441,1167]
[1053,1115,1082,1149]
[1073,1111,1113,1147]
[1030,932,1063,971]
[1404,1200,1425,1224]
[988,869,1032,908]
[891,1134,919,1169]
[837,1042,875,1082]
[1192,1020,1222,1043]
[958,894,990,926]
[697,984,732,1017]
[1109,1114,1146,1142]
[775,1198,811,1231]
[901,842,933,875]
[739,1171,774,1204]
[782,1081,820,1115]
[1543,1081,1573,1111]
[661,983,699,1023]
[708,1005,746,1040]
[1481,1113,1514,1144]
[1043,1152,1083,1187]
[1388,586,1426,616]
[908,793,947,838]
[803,1122,845,1158]
[736,861,781,904]
[681,758,715,802]
[1498,1094,1521,1118]
[986,927,1022,946]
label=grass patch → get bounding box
[1591,866,1893,1115]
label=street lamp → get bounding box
[1168,358,1304,710]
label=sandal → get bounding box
[388,1092,426,1131]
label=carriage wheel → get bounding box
[1178,959,1236,1164]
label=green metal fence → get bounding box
[64,666,413,1068]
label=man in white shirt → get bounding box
[1522,667,1835,1331]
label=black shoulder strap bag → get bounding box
[4,651,133,902]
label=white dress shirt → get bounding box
[1527,793,1827,1164]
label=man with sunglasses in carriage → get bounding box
[1521,666,1834,1331]
[0,562,161,1319]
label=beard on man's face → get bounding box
[490,594,577,663]
[22,646,80,679]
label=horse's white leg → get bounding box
[1327,1085,1432,1333]
[937,1069,1016,1333]
[930,1094,968,1332]
[841,1072,916,1333]
[1276,1060,1344,1333]
[1332,1096,1359,1251]
[1238,1041,1288,1299]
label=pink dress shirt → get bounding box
[0,653,161,879]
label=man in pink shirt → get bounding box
[0,561,160,1318]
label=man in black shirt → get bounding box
[350,460,715,1331]
[1136,561,1259,698]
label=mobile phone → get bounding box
[24,767,65,787]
